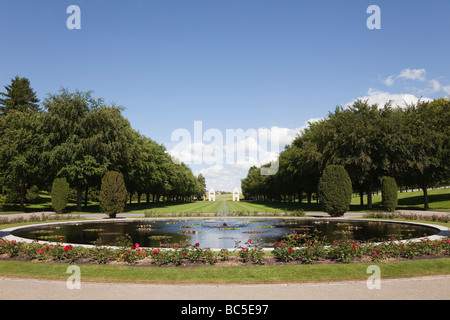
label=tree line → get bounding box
[241,98,450,209]
[0,76,206,211]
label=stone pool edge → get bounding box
[1,217,448,251]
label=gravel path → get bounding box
[1,275,449,300]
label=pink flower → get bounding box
[38,249,43,255]
[248,239,252,243]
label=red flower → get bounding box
[248,239,252,243]
[195,243,200,246]
[38,249,43,255]
[352,245,356,250]
[288,248,293,253]
[63,246,70,252]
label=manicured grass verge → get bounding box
[0,258,449,284]
[2,188,449,215]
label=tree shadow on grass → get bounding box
[397,193,450,207]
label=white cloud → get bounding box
[169,119,320,191]
[443,85,450,95]
[398,68,426,81]
[346,88,432,109]
[381,68,449,97]
[194,164,247,192]
[383,68,426,86]
[384,75,395,86]
[429,79,442,94]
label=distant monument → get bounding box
[208,187,216,201]
[232,188,240,201]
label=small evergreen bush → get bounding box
[51,178,70,214]
[381,176,398,212]
[317,165,352,217]
[99,171,127,218]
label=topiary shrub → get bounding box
[99,171,127,218]
[381,176,398,212]
[51,178,70,214]
[317,165,352,217]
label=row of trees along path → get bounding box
[242,99,450,210]
[0,76,206,211]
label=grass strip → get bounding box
[0,258,449,284]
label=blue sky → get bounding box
[1,1,449,191]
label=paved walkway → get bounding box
[1,209,449,301]
[1,209,448,221]
[0,275,449,300]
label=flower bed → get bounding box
[272,232,450,264]
[1,234,449,267]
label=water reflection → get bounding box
[12,218,438,249]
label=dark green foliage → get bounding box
[0,110,43,209]
[381,176,398,212]
[318,165,352,217]
[0,76,40,114]
[241,98,450,210]
[99,171,127,218]
[51,178,70,214]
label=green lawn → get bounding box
[1,188,449,215]
[0,258,448,284]
[352,187,450,210]
[143,200,306,215]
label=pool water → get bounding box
[12,218,439,249]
